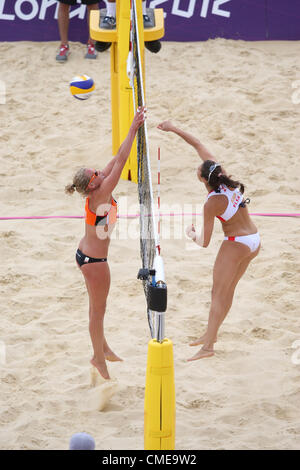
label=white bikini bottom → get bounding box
[224,232,260,253]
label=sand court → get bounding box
[0,38,300,449]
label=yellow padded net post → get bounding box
[89,0,164,182]
[144,339,175,450]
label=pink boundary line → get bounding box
[0,212,299,220]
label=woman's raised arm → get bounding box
[157,120,216,162]
[99,107,146,195]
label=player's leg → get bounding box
[190,243,260,346]
[56,1,72,61]
[85,3,99,58]
[57,1,71,45]
[81,262,111,379]
[187,241,251,361]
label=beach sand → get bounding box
[0,38,299,450]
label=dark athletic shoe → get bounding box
[143,14,153,28]
[101,15,116,30]
[143,9,155,28]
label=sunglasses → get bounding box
[87,171,98,188]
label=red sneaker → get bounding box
[85,41,97,60]
[56,43,70,62]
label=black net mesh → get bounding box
[131,1,156,329]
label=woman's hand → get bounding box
[186,224,196,241]
[157,120,174,132]
[132,106,147,131]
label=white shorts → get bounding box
[224,232,260,253]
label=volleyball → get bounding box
[69,75,95,100]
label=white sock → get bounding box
[142,1,147,16]
[106,1,116,18]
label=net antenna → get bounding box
[130,0,167,342]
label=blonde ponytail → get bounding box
[65,183,76,195]
[65,168,91,197]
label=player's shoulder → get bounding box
[205,191,227,213]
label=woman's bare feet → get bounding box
[189,334,217,347]
[103,338,123,362]
[90,357,110,380]
[187,347,214,361]
[104,349,123,362]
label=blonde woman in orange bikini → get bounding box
[158,120,261,361]
[66,107,146,379]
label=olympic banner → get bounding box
[0,0,299,43]
[266,0,300,41]
[153,0,300,41]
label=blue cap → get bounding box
[69,432,95,450]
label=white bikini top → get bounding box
[207,185,243,222]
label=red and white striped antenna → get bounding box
[157,147,161,255]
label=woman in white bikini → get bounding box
[158,120,261,361]
[65,107,146,379]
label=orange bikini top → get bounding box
[85,197,117,227]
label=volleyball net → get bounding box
[128,0,167,340]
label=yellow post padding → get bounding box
[144,339,175,450]
[90,1,164,183]
[116,0,138,183]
